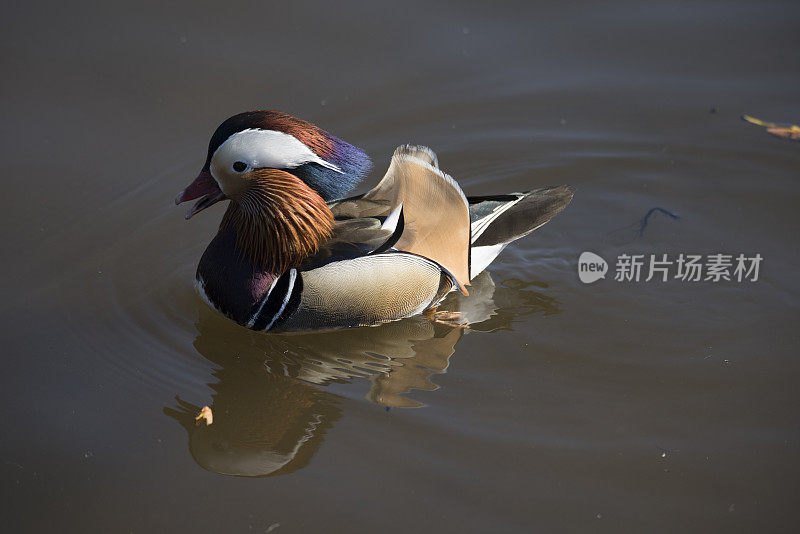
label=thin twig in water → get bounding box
[636,207,680,237]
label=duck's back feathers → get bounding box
[360,145,472,294]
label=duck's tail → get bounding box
[468,186,574,277]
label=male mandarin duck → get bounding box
[176,111,573,331]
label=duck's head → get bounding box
[176,111,371,272]
[175,110,372,219]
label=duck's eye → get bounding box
[232,161,247,173]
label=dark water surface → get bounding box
[2,1,799,532]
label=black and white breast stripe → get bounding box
[247,269,303,331]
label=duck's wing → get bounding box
[353,145,471,294]
[297,213,402,271]
[328,196,391,219]
[469,186,574,247]
[467,186,574,277]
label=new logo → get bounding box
[578,252,608,284]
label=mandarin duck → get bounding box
[176,111,573,331]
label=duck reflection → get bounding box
[165,271,560,477]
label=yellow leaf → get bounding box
[742,115,800,142]
[742,114,779,128]
[195,406,213,426]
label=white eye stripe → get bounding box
[211,128,342,174]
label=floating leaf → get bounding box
[742,115,800,141]
[195,406,213,426]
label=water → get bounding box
[2,0,799,532]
